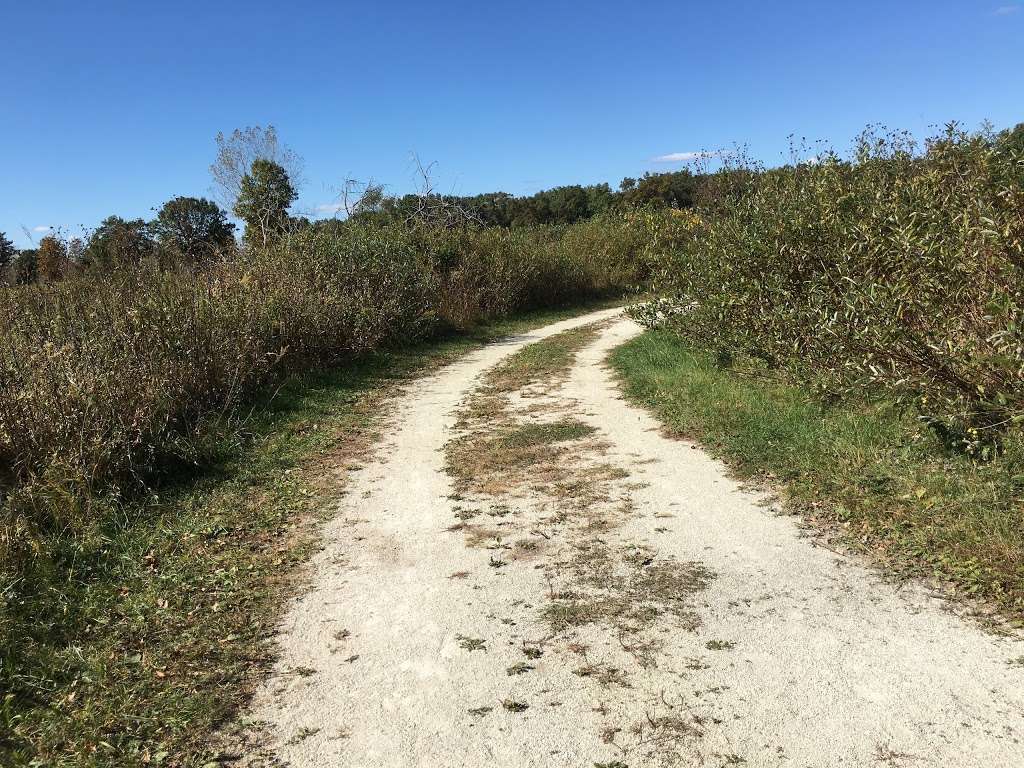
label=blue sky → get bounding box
[2,0,1022,247]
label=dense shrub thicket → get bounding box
[638,125,1024,454]
[0,215,646,567]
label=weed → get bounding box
[573,663,631,688]
[286,726,320,746]
[705,640,735,651]
[501,699,529,713]
[456,635,487,652]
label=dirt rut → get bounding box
[240,312,1024,767]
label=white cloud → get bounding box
[32,225,52,233]
[651,150,719,163]
[315,202,348,214]
[994,4,1020,14]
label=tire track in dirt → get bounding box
[237,312,1024,767]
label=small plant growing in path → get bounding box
[705,640,735,651]
[456,635,486,652]
[286,726,320,745]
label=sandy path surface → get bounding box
[241,311,1024,767]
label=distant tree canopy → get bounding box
[2,196,235,286]
[210,125,303,212]
[234,159,297,247]
[0,232,14,280]
[619,170,700,209]
[346,172,699,230]
[1,164,708,288]
[152,196,235,262]
[998,122,1024,156]
[36,235,68,282]
[12,250,38,285]
[83,216,154,269]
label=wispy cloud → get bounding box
[315,202,346,214]
[994,4,1020,15]
[31,225,52,233]
[651,150,719,163]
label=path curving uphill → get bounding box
[239,310,1024,767]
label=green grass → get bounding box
[610,330,1024,622]
[484,324,603,392]
[0,299,620,768]
[498,420,596,450]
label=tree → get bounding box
[998,122,1024,155]
[12,250,38,285]
[233,159,297,247]
[152,196,235,262]
[83,216,154,269]
[621,170,699,209]
[66,237,86,266]
[0,231,14,283]
[36,235,67,282]
[210,125,303,211]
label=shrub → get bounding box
[643,125,1024,453]
[0,216,645,569]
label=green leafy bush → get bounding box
[642,125,1024,453]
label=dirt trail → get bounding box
[241,310,1024,767]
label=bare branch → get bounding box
[210,125,304,210]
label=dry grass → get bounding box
[543,540,712,636]
[482,325,603,393]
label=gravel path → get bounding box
[241,310,1024,767]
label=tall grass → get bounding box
[0,215,645,572]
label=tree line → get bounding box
[346,169,703,228]
[0,149,299,284]
[0,124,707,286]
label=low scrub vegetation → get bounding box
[626,122,1024,615]
[0,216,644,572]
[638,124,1024,455]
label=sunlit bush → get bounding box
[641,125,1024,454]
